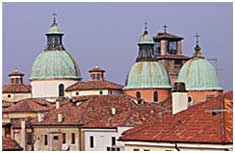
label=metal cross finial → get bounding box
[15,66,19,72]
[52,12,57,24]
[144,21,148,31]
[163,24,167,33]
[194,32,200,45]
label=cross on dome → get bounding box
[194,32,200,46]
[163,24,168,33]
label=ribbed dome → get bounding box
[138,31,155,45]
[30,50,81,80]
[177,56,223,91]
[124,62,171,89]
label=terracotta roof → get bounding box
[65,80,123,91]
[84,97,172,128]
[8,70,24,76]
[153,32,183,40]
[119,91,233,144]
[3,84,31,93]
[156,55,190,60]
[3,98,53,113]
[2,136,23,151]
[31,95,137,126]
[89,67,105,72]
[2,100,14,108]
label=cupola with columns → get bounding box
[88,65,105,81]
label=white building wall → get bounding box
[123,141,233,151]
[31,80,78,98]
[82,126,132,151]
[2,93,31,102]
[65,89,122,97]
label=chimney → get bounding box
[20,119,26,150]
[37,113,45,122]
[111,107,116,115]
[58,113,63,122]
[172,82,188,115]
[56,101,60,109]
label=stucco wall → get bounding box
[124,89,170,103]
[2,93,31,102]
[33,126,80,151]
[65,89,123,97]
[124,143,232,151]
[82,127,132,151]
[31,80,78,98]
[188,90,223,104]
[3,112,38,119]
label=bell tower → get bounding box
[153,24,190,85]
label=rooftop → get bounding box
[8,70,24,76]
[153,32,183,40]
[84,97,172,128]
[31,95,137,126]
[119,91,233,144]
[3,98,53,113]
[156,54,190,60]
[2,84,31,94]
[2,136,23,151]
[66,80,123,91]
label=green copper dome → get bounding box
[30,50,81,80]
[30,18,81,81]
[177,50,222,91]
[138,31,155,45]
[124,62,171,89]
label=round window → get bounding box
[76,92,79,96]
[8,94,11,98]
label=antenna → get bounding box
[207,58,223,75]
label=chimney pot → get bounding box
[37,113,45,122]
[58,113,63,122]
[111,107,116,115]
[56,101,60,109]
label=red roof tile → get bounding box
[3,98,53,113]
[84,97,172,128]
[3,84,31,93]
[31,95,137,126]
[2,136,23,151]
[120,91,233,144]
[153,32,183,40]
[156,55,190,60]
[2,100,14,108]
[89,67,105,72]
[65,80,123,91]
[8,70,24,76]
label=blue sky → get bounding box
[2,2,233,91]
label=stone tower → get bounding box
[153,25,190,85]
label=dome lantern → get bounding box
[136,22,155,62]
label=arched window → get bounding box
[188,96,192,103]
[136,92,141,99]
[59,84,64,97]
[154,91,158,102]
